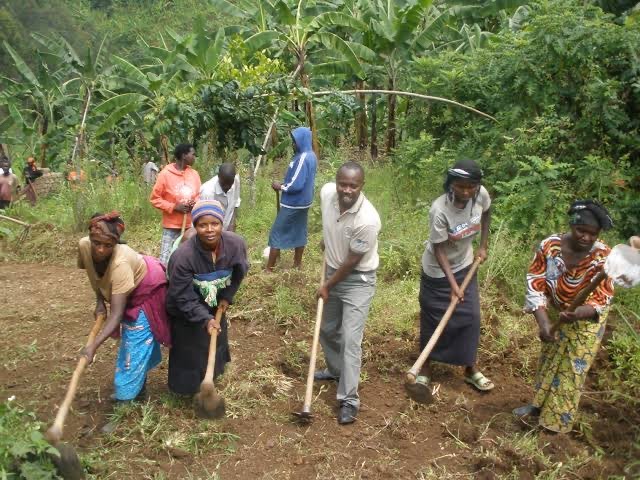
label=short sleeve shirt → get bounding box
[320,183,381,271]
[421,186,491,278]
[199,174,241,230]
[77,237,147,299]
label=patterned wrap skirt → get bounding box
[114,309,161,400]
[532,307,609,433]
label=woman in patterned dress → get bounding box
[513,200,614,433]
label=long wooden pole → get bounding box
[311,89,497,122]
[407,258,482,382]
[251,86,497,187]
[0,214,31,227]
[300,260,327,416]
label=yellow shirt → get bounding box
[77,236,147,299]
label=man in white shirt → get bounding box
[142,160,159,185]
[200,163,241,231]
[316,161,381,425]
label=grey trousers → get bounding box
[319,268,376,409]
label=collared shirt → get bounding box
[199,174,241,230]
[320,182,381,271]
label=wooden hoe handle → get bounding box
[203,307,225,384]
[49,313,106,438]
[550,270,608,334]
[275,190,280,213]
[407,257,483,382]
[180,213,188,235]
[302,260,327,412]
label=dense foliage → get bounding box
[402,1,640,237]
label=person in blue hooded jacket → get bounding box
[266,127,318,271]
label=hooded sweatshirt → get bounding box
[150,163,201,229]
[280,127,317,209]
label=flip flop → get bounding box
[464,371,494,391]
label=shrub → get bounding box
[0,398,60,479]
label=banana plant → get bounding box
[354,0,436,153]
[30,33,110,173]
[93,54,192,165]
[0,41,72,166]
[211,0,374,157]
[140,20,226,85]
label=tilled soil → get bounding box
[0,262,635,479]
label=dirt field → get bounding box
[0,262,636,479]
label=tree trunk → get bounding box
[0,144,7,158]
[160,135,170,165]
[301,74,320,158]
[270,123,279,158]
[74,89,93,179]
[297,55,320,159]
[39,116,49,167]
[355,79,367,151]
[385,76,396,153]
[370,94,378,160]
[399,99,411,143]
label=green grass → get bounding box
[2,150,640,477]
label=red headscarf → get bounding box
[88,211,125,241]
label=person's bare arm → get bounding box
[95,291,107,318]
[533,307,555,342]
[476,207,491,263]
[82,293,127,363]
[559,305,597,323]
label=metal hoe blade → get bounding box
[292,409,313,424]
[50,442,85,480]
[404,378,434,405]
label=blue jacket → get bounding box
[280,127,317,209]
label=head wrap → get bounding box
[568,200,613,231]
[88,211,125,241]
[443,159,483,192]
[192,199,225,226]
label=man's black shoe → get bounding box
[338,404,358,425]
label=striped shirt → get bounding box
[524,234,614,314]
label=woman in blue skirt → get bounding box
[266,126,317,271]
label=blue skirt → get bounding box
[268,207,309,249]
[114,309,161,400]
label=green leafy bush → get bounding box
[0,398,60,479]
[406,0,640,237]
[607,312,640,401]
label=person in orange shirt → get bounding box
[150,143,201,264]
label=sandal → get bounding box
[464,371,495,391]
